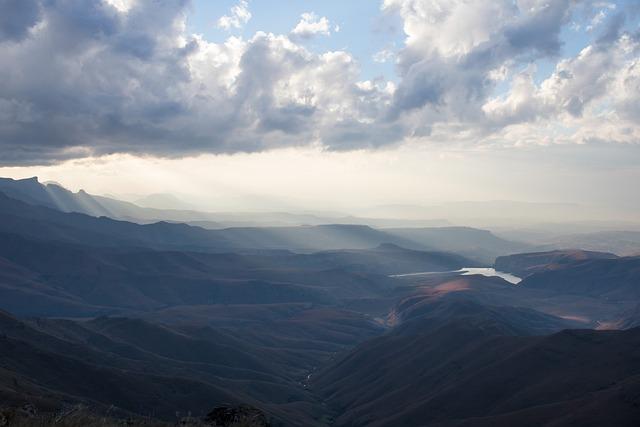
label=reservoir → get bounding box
[458,267,521,284]
[391,267,522,284]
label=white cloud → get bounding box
[383,0,516,57]
[483,67,546,127]
[217,0,251,30]
[587,9,607,31]
[373,0,640,153]
[103,0,136,13]
[373,48,395,63]
[481,33,640,146]
[291,12,331,38]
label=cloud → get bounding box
[373,48,395,63]
[290,12,331,38]
[380,0,640,147]
[217,0,251,30]
[483,20,635,128]
[103,0,135,13]
[0,0,638,166]
[0,0,41,42]
[386,0,573,118]
[586,2,617,31]
[482,66,546,127]
[0,0,395,165]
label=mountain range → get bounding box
[0,177,528,262]
[0,177,639,425]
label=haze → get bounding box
[2,143,640,225]
[0,0,639,225]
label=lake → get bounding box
[391,267,522,284]
[457,267,522,284]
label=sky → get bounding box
[0,0,639,216]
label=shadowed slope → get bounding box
[0,309,381,425]
[495,249,618,278]
[312,297,640,426]
[519,256,640,299]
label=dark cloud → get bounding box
[112,32,157,59]
[258,104,316,134]
[0,0,41,42]
[503,0,570,56]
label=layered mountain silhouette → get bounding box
[0,177,527,260]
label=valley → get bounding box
[0,178,639,426]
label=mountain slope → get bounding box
[495,249,618,278]
[0,308,383,425]
[312,302,640,426]
[520,256,640,299]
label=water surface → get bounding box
[457,267,521,284]
[391,267,522,284]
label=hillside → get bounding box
[495,249,618,278]
[519,256,640,299]
[312,302,640,426]
[0,307,382,425]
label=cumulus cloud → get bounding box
[0,0,638,165]
[482,13,637,137]
[385,0,573,118]
[0,0,396,164]
[217,0,251,30]
[381,0,640,148]
[290,12,331,38]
